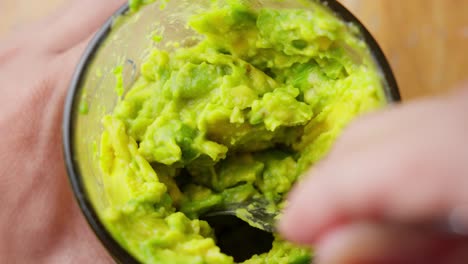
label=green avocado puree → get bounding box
[98,0,386,263]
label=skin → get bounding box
[1,0,467,263]
[0,0,125,263]
[279,86,468,264]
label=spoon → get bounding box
[201,197,279,233]
[202,201,468,235]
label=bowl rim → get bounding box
[63,1,400,263]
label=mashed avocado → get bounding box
[99,0,386,263]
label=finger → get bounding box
[316,222,468,264]
[279,97,468,244]
[327,96,453,161]
[331,84,468,161]
[44,0,126,53]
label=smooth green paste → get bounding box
[99,0,386,263]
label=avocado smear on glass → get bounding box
[98,0,386,263]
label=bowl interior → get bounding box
[64,0,399,262]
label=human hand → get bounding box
[0,0,125,262]
[280,86,468,263]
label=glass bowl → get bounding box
[63,0,400,263]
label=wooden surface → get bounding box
[1,0,467,100]
[341,0,468,99]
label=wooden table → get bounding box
[1,0,467,100]
[341,0,468,100]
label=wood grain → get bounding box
[1,0,467,100]
[340,0,468,100]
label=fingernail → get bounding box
[315,223,391,264]
[277,197,301,239]
[277,182,309,235]
[316,227,354,264]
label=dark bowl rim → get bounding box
[62,1,400,263]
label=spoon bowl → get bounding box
[202,197,279,232]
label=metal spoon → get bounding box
[202,198,279,233]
